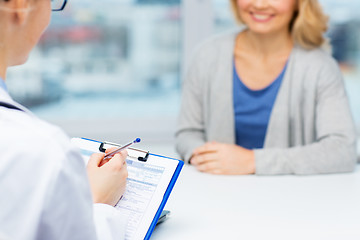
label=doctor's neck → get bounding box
[0,39,8,80]
[0,15,8,80]
[0,54,6,80]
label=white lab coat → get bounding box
[0,88,126,240]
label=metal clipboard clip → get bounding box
[99,141,149,162]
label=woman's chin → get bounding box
[247,26,276,35]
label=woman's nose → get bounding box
[251,0,271,9]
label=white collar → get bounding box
[0,78,7,92]
[0,87,33,114]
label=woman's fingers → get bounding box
[196,160,220,173]
[193,142,219,155]
[191,152,217,165]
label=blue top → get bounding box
[0,78,7,92]
[233,62,287,149]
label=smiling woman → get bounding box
[176,0,357,175]
[230,0,328,49]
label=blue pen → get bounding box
[103,138,141,161]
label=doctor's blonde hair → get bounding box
[230,0,328,49]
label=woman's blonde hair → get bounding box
[230,0,328,49]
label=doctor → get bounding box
[0,0,128,239]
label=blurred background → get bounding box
[6,0,360,157]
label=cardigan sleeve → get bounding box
[254,56,357,175]
[175,50,207,163]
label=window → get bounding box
[6,0,360,152]
[7,0,181,144]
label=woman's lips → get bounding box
[250,12,274,22]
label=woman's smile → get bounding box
[250,12,275,22]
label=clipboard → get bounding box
[71,137,183,240]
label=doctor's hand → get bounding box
[87,148,128,207]
[190,142,255,175]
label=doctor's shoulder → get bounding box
[0,111,82,169]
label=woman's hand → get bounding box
[87,148,128,206]
[190,142,255,175]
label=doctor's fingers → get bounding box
[88,153,106,168]
[105,147,118,154]
[102,154,128,182]
[103,151,128,171]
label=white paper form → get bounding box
[117,159,165,239]
[118,155,177,240]
[71,138,178,240]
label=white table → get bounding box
[151,165,360,240]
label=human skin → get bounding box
[0,0,128,206]
[191,0,297,175]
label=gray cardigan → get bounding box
[175,32,357,175]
